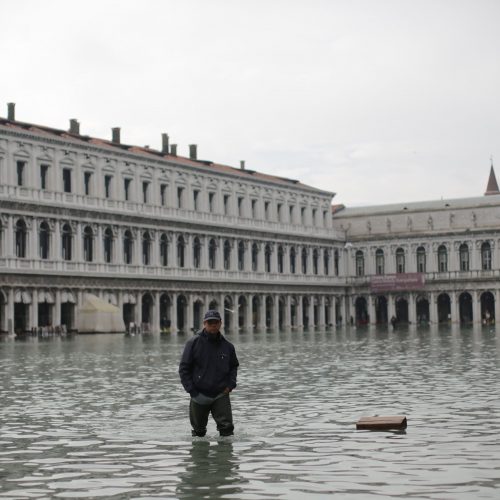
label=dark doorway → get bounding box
[395,297,409,323]
[14,303,29,334]
[416,297,429,325]
[459,292,473,324]
[355,297,368,325]
[38,302,52,327]
[61,302,75,331]
[375,296,388,324]
[480,291,495,325]
[123,303,135,328]
[437,294,451,323]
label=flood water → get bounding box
[1,325,500,499]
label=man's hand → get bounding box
[223,387,231,394]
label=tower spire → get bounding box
[485,157,500,195]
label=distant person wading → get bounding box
[179,310,239,437]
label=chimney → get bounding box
[69,119,80,135]
[189,144,197,160]
[112,127,121,144]
[7,103,15,121]
[240,160,245,170]
[170,144,177,156]
[162,133,170,154]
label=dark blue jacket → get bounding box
[179,330,239,398]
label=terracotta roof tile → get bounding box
[0,117,333,195]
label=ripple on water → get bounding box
[0,328,500,499]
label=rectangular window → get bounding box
[84,172,92,196]
[142,181,149,203]
[16,161,25,186]
[104,175,112,198]
[193,190,199,211]
[208,192,215,213]
[312,208,317,226]
[277,203,282,222]
[251,199,257,218]
[238,197,244,217]
[160,184,167,206]
[177,187,184,208]
[124,178,132,201]
[289,205,294,223]
[323,210,328,227]
[301,207,306,225]
[40,164,49,190]
[62,168,72,193]
[223,194,230,215]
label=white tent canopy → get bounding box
[76,294,125,333]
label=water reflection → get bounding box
[0,325,499,499]
[177,440,243,499]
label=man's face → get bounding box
[204,319,221,334]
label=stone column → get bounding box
[32,289,38,329]
[7,288,14,334]
[31,218,38,260]
[296,296,303,328]
[216,237,224,270]
[329,296,336,327]
[185,234,193,269]
[308,296,315,327]
[282,244,290,275]
[318,249,325,276]
[257,243,265,273]
[171,292,178,333]
[495,290,500,325]
[245,294,253,329]
[118,290,124,323]
[230,241,238,272]
[429,292,437,324]
[368,295,377,325]
[96,225,104,263]
[408,293,416,325]
[186,293,194,332]
[153,291,161,332]
[451,291,460,323]
[7,215,14,258]
[167,233,175,268]
[232,293,239,329]
[284,295,292,327]
[244,241,252,272]
[75,222,83,263]
[318,296,326,327]
[135,292,141,326]
[258,295,266,330]
[54,289,61,327]
[53,221,61,262]
[387,294,395,322]
[132,229,144,272]
[272,295,280,331]
[151,231,159,267]
[473,290,481,323]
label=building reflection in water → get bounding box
[176,440,244,500]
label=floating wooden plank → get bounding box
[356,415,407,430]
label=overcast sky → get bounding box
[1,0,499,206]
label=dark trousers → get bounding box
[189,394,234,437]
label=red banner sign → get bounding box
[370,273,425,293]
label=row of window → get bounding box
[7,219,338,275]
[13,160,328,226]
[354,243,493,276]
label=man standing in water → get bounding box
[179,310,239,437]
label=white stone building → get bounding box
[331,169,500,326]
[0,104,345,334]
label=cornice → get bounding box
[0,125,333,199]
